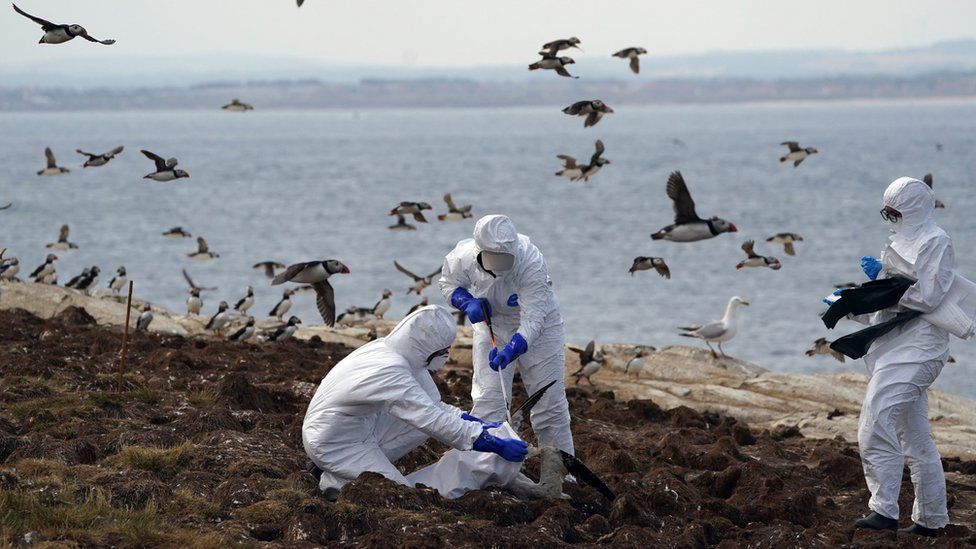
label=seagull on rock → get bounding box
[678,296,749,358]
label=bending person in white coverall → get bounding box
[440,214,574,455]
[852,177,953,537]
[302,305,528,500]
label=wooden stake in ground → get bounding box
[117,280,134,393]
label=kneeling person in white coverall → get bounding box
[302,305,528,499]
[852,177,954,537]
[440,214,574,455]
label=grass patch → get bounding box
[130,387,162,405]
[6,396,90,421]
[116,442,194,476]
[165,489,222,521]
[187,388,218,407]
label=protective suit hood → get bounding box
[383,305,456,369]
[883,177,939,262]
[474,215,519,261]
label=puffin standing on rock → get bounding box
[108,266,127,293]
[562,100,614,128]
[651,171,738,242]
[272,259,350,327]
[234,286,255,315]
[268,316,301,342]
[186,288,203,315]
[141,150,189,181]
[269,289,294,321]
[205,301,232,336]
[228,317,256,342]
[13,4,116,45]
[77,146,124,168]
[136,304,154,331]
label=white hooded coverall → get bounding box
[301,305,520,497]
[855,177,953,528]
[440,215,575,455]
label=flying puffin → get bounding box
[188,237,219,260]
[77,146,124,168]
[268,316,301,342]
[269,289,294,321]
[651,171,738,242]
[612,47,647,74]
[272,259,350,327]
[0,203,11,211]
[806,337,845,363]
[228,317,256,342]
[13,4,115,45]
[438,194,473,221]
[389,202,432,223]
[393,261,441,295]
[562,100,614,128]
[766,233,804,256]
[182,268,217,292]
[37,147,69,176]
[162,227,192,239]
[46,224,79,251]
[577,139,610,182]
[389,214,417,231]
[554,155,583,181]
[779,141,818,167]
[628,257,670,279]
[736,240,781,270]
[141,150,189,181]
[221,99,254,112]
[540,37,582,56]
[234,286,255,315]
[253,261,286,279]
[528,55,578,78]
[108,266,127,293]
[136,304,154,332]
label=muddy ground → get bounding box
[1,307,975,548]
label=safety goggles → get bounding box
[478,251,515,272]
[879,208,902,222]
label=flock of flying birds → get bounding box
[0,5,956,378]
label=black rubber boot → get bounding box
[854,511,898,531]
[898,523,941,538]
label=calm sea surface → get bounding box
[2,100,975,397]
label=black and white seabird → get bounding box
[269,289,294,320]
[46,224,78,251]
[188,237,219,260]
[67,266,99,293]
[562,100,614,128]
[612,47,647,74]
[0,202,11,211]
[253,261,286,279]
[570,340,605,385]
[234,285,255,315]
[268,316,301,342]
[766,233,804,256]
[228,317,256,342]
[77,146,124,168]
[108,266,127,294]
[205,301,232,336]
[407,296,429,315]
[554,155,583,181]
[37,147,69,176]
[337,306,375,326]
[577,139,610,182]
[182,268,217,292]
[372,289,392,319]
[393,261,441,295]
[221,99,254,112]
[922,174,946,209]
[136,304,154,332]
[736,240,781,270]
[389,202,432,223]
[187,288,203,315]
[13,3,116,45]
[389,214,417,231]
[0,257,20,281]
[141,150,189,181]
[65,266,91,289]
[779,141,818,167]
[628,256,670,279]
[651,171,738,242]
[540,37,582,56]
[30,254,58,283]
[272,259,350,327]
[163,227,192,239]
[438,193,473,221]
[528,54,578,78]
[806,337,845,363]
[625,347,650,379]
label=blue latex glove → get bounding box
[471,427,528,462]
[822,289,843,306]
[507,293,519,307]
[460,413,501,429]
[861,256,882,281]
[450,287,491,324]
[488,333,528,371]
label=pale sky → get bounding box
[3,0,975,68]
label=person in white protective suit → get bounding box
[440,214,574,455]
[301,305,528,499]
[851,177,953,537]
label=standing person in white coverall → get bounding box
[852,177,953,537]
[440,214,574,455]
[302,305,528,500]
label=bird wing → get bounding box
[141,150,168,172]
[923,173,933,188]
[583,111,601,128]
[45,147,56,168]
[313,280,337,327]
[612,49,628,58]
[394,260,421,281]
[691,322,727,339]
[76,149,95,158]
[655,261,671,279]
[556,155,577,168]
[106,145,124,157]
[182,268,198,289]
[741,240,756,258]
[59,224,69,242]
[81,34,115,45]
[272,261,311,285]
[589,140,605,164]
[443,193,457,211]
[562,101,586,115]
[554,66,575,78]
[196,237,208,253]
[228,325,247,340]
[0,203,11,211]
[166,157,178,168]
[581,340,596,364]
[559,451,615,501]
[12,4,57,30]
[629,57,640,74]
[830,349,846,363]
[29,262,46,278]
[234,296,246,310]
[510,379,558,427]
[666,171,701,224]
[780,141,800,152]
[783,242,796,256]
[426,266,443,279]
[412,212,428,223]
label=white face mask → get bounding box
[426,355,448,372]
